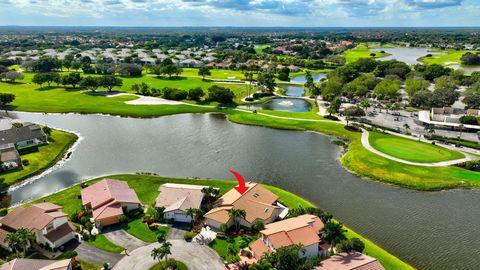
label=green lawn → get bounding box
[79,260,102,270]
[0,128,77,188]
[27,174,412,269]
[342,44,390,63]
[149,259,188,270]
[368,131,465,163]
[227,111,480,191]
[122,219,169,243]
[209,235,258,262]
[85,234,124,253]
[420,49,480,66]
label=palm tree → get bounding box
[323,220,347,252]
[243,71,254,99]
[458,124,464,139]
[186,208,202,226]
[6,228,35,254]
[228,208,246,231]
[403,123,410,134]
[151,241,172,266]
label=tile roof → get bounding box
[44,222,75,243]
[81,179,140,220]
[0,258,72,270]
[0,203,67,231]
[204,182,280,225]
[0,124,45,145]
[315,252,385,270]
[249,238,271,260]
[155,183,207,212]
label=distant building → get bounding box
[418,107,480,130]
[0,203,76,250]
[249,214,324,260]
[155,183,209,223]
[203,182,287,230]
[81,179,141,227]
[0,258,72,270]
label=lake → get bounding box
[239,97,312,112]
[6,111,480,270]
[290,73,326,84]
[371,47,438,65]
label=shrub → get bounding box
[0,208,7,217]
[184,231,197,242]
[63,250,78,258]
[21,159,29,166]
[324,115,340,121]
[80,182,89,189]
[206,85,235,104]
[148,223,159,230]
[119,215,129,224]
[162,87,188,101]
[252,220,265,232]
[216,232,227,239]
[220,223,228,233]
[188,87,204,101]
[460,115,479,125]
[245,97,254,102]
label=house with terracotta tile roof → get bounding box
[249,214,324,260]
[315,252,385,270]
[0,258,72,270]
[203,182,286,230]
[81,179,141,227]
[155,183,209,223]
[0,203,75,250]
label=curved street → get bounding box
[112,239,224,270]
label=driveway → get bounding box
[64,240,124,266]
[166,223,190,240]
[103,225,147,252]
[113,240,224,270]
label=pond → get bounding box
[239,97,312,112]
[289,73,326,84]
[450,64,480,74]
[6,112,480,270]
[279,85,305,97]
[371,47,441,65]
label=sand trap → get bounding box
[107,93,183,105]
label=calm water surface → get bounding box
[371,47,440,65]
[240,97,312,112]
[6,112,480,270]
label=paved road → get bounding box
[361,129,475,167]
[103,225,148,252]
[166,223,189,240]
[64,240,124,266]
[113,240,224,270]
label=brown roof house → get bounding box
[155,183,208,223]
[315,252,385,270]
[81,179,141,227]
[203,182,287,230]
[0,258,72,270]
[249,214,324,260]
[0,203,76,250]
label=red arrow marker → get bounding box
[230,170,249,195]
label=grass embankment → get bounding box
[368,131,465,163]
[149,260,188,270]
[0,128,77,188]
[342,44,389,63]
[29,174,412,270]
[227,111,480,191]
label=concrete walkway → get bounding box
[360,129,475,167]
[113,240,224,270]
[103,225,148,252]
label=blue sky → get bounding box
[0,0,478,27]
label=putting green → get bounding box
[369,131,465,163]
